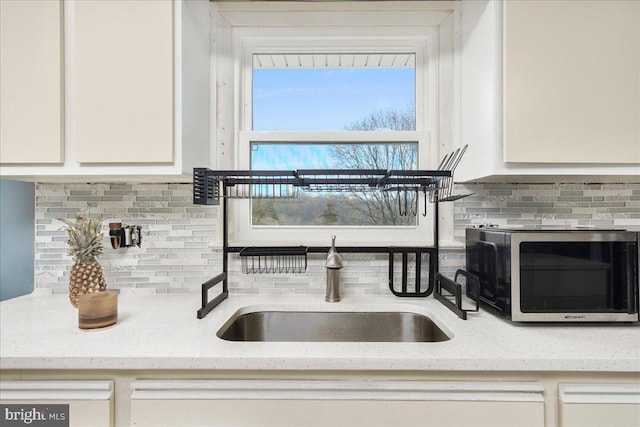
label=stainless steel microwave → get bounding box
[465,228,639,322]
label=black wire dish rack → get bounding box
[192,146,476,320]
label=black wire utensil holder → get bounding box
[429,144,471,203]
[193,145,474,319]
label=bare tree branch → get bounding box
[330,105,417,225]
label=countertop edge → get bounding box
[2,357,639,373]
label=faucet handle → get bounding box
[328,235,337,255]
[325,235,343,269]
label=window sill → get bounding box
[208,239,463,250]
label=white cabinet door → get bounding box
[0,0,64,164]
[74,0,174,164]
[503,0,640,164]
[559,383,640,427]
[0,0,210,181]
[458,0,640,182]
[130,380,545,427]
[0,380,114,427]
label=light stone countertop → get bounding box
[1,292,639,372]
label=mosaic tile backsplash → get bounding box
[35,182,640,296]
[36,183,219,295]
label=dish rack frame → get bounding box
[193,148,472,320]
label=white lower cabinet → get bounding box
[130,380,545,427]
[0,380,114,427]
[559,384,640,427]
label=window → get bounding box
[251,141,419,226]
[252,53,416,131]
[217,3,454,245]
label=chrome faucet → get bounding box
[325,235,343,302]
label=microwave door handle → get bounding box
[628,279,637,315]
[626,243,638,314]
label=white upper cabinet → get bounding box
[74,0,174,164]
[503,0,639,164]
[0,0,211,182]
[458,0,640,182]
[0,0,64,164]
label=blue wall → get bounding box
[0,179,35,301]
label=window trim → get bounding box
[216,7,455,246]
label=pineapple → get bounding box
[58,207,107,307]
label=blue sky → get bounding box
[252,67,415,131]
[251,66,415,170]
[252,143,335,169]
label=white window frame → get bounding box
[214,3,455,247]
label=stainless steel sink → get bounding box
[217,311,451,342]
